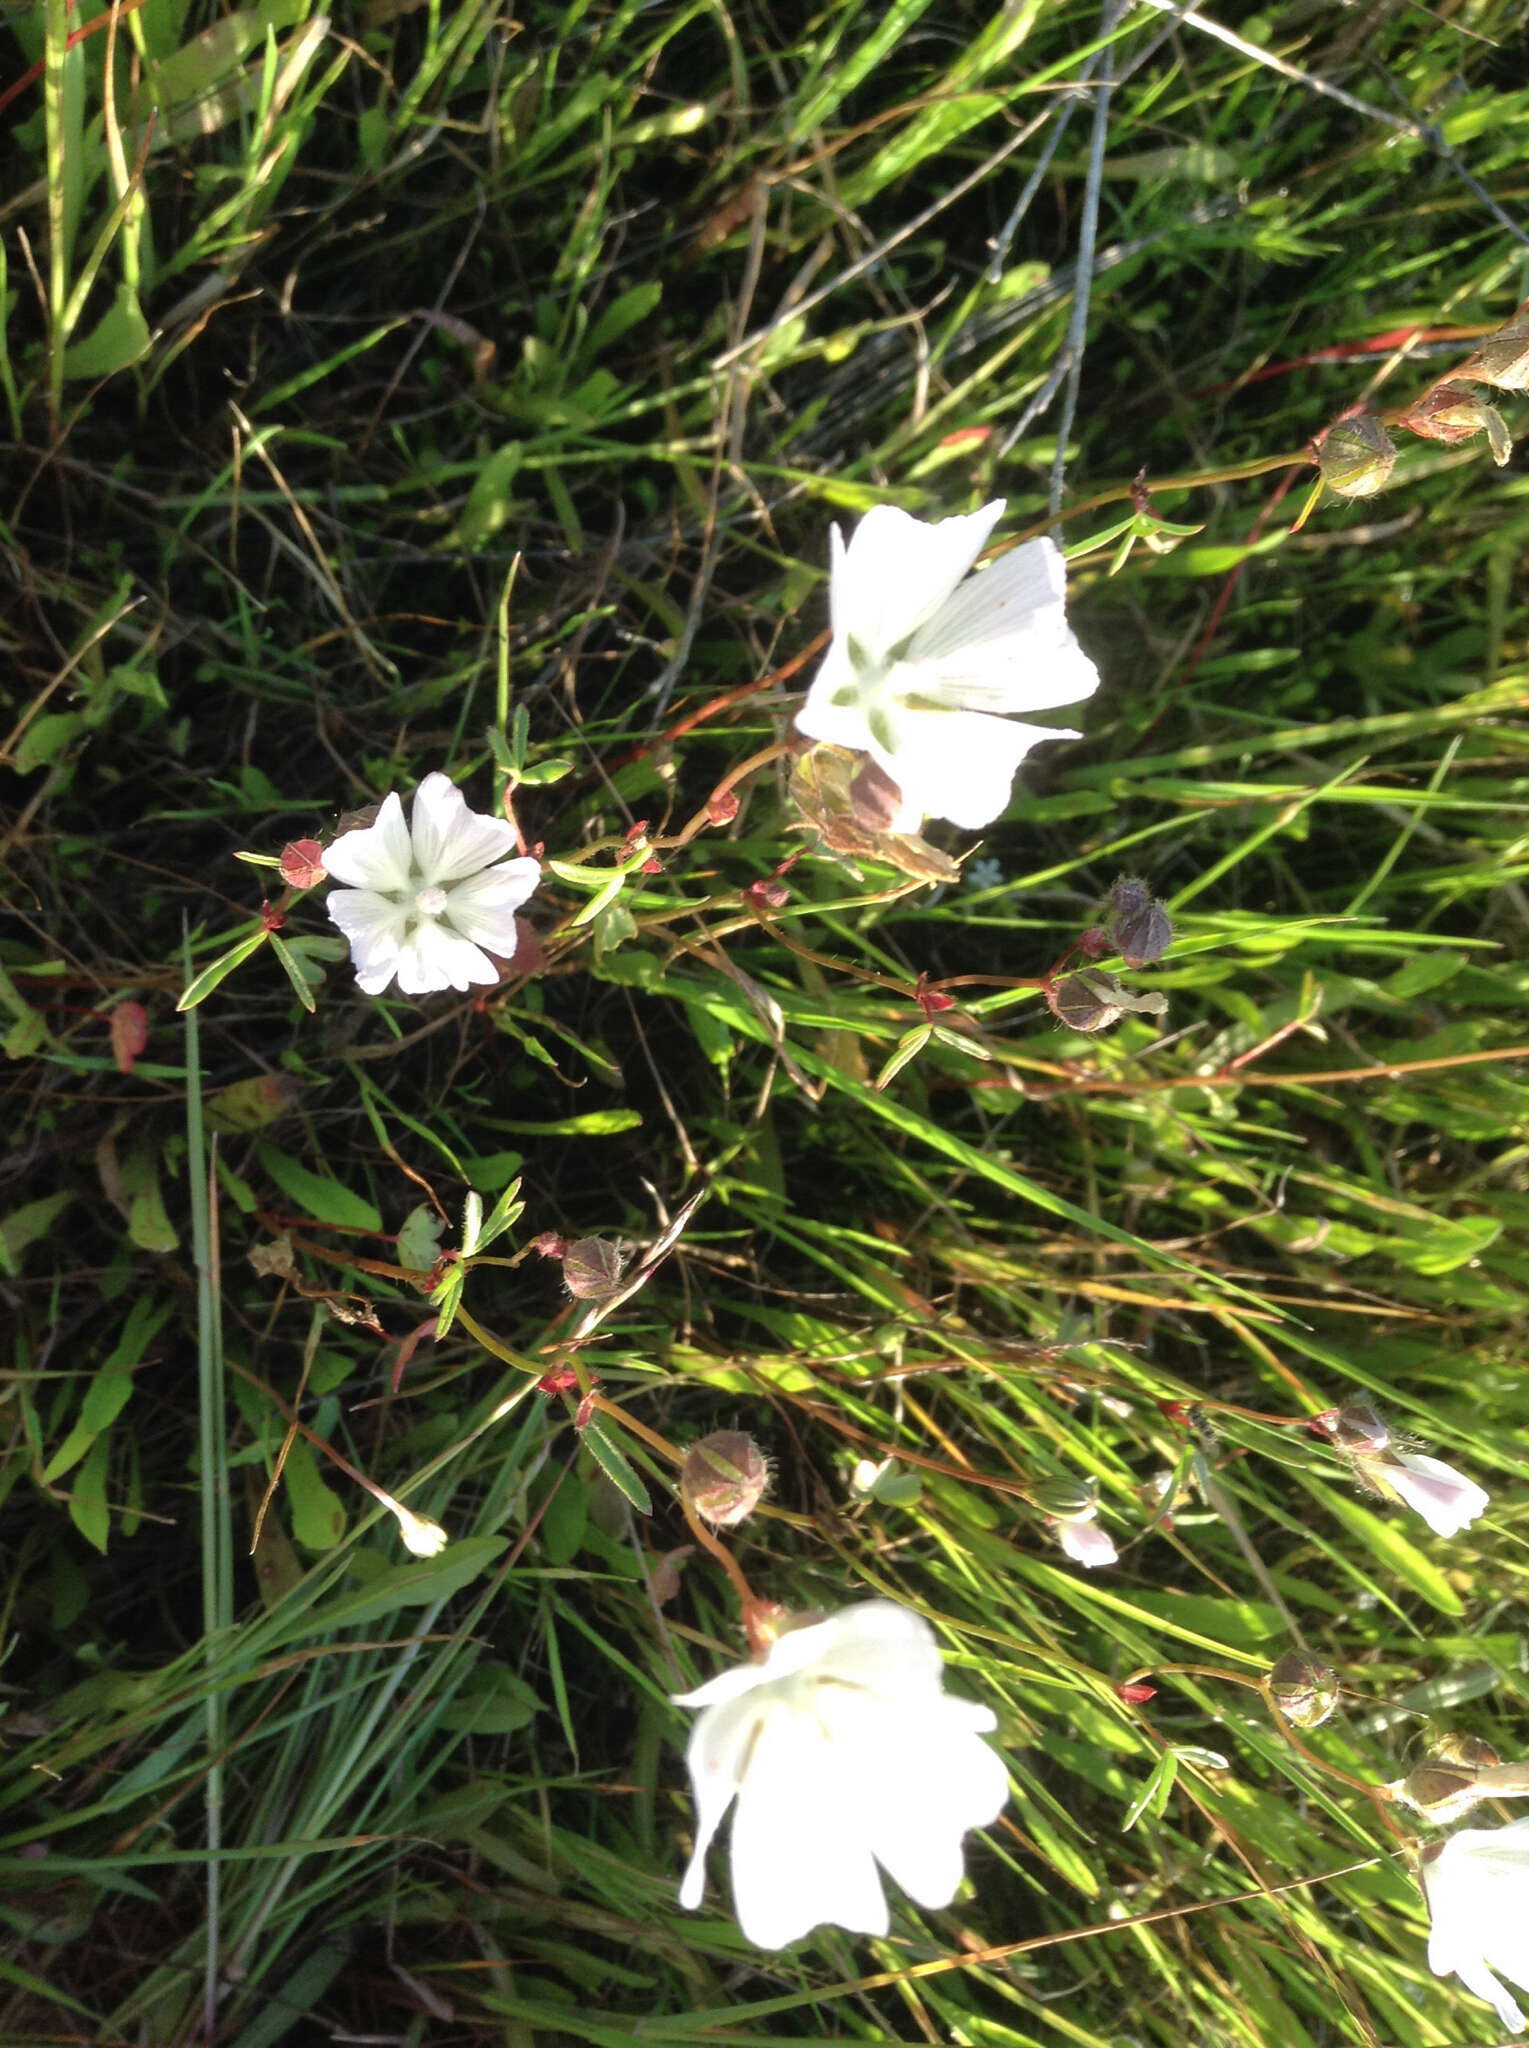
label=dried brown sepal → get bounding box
[788,744,960,885]
[1458,314,1529,392]
[1398,383,1513,466]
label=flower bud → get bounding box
[280,838,327,888]
[1317,1397,1391,1454]
[682,1431,770,1527]
[1318,415,1397,498]
[1266,1651,1339,1729]
[1399,383,1513,466]
[707,787,741,826]
[1461,314,1529,391]
[562,1236,626,1303]
[1033,1477,1097,1522]
[1103,875,1173,968]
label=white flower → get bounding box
[1054,1512,1119,1571]
[1361,1450,1490,1539]
[796,500,1099,831]
[1422,1817,1529,2032]
[325,772,540,996]
[673,1599,1008,1948]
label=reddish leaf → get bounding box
[110,1001,148,1075]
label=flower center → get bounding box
[414,884,450,918]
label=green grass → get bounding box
[4,0,1529,2042]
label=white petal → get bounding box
[394,922,498,995]
[677,1692,762,1910]
[442,860,542,953]
[831,502,1005,664]
[326,889,410,993]
[793,1601,948,1697]
[410,773,521,886]
[1387,1453,1489,1537]
[905,539,1101,716]
[1058,1519,1119,1570]
[324,792,413,892]
[728,1707,888,1948]
[870,706,1076,831]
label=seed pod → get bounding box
[1104,875,1174,968]
[1267,1651,1339,1729]
[1319,415,1397,498]
[682,1431,770,1527]
[562,1236,627,1302]
[1460,314,1529,391]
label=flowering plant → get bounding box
[674,1600,1008,1948]
[795,499,1099,831]
[324,772,541,996]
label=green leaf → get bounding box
[0,1192,72,1276]
[311,1535,509,1630]
[61,283,150,381]
[397,1203,446,1272]
[581,1418,652,1515]
[14,711,86,773]
[475,1176,523,1252]
[69,1432,112,1554]
[268,930,318,1013]
[177,929,269,1010]
[255,1144,382,1234]
[454,442,523,547]
[1319,1488,1464,1615]
[281,1436,347,1551]
[1123,1751,1177,1831]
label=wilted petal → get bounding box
[1057,1517,1119,1570]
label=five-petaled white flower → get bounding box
[673,1599,1008,1949]
[796,499,1099,831]
[1421,1817,1529,2033]
[324,772,540,996]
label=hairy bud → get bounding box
[1266,1651,1340,1729]
[561,1236,627,1303]
[1314,1398,1391,1454]
[1104,875,1174,967]
[1318,415,1397,498]
[682,1431,770,1527]
[1033,1477,1098,1523]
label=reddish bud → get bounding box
[1398,383,1512,466]
[1076,925,1112,959]
[707,788,741,826]
[260,900,286,933]
[574,1384,600,1431]
[109,1001,149,1076]
[641,855,664,875]
[913,973,955,1021]
[530,1231,569,1260]
[1118,1682,1157,1705]
[536,1364,579,1395]
[279,838,327,888]
[744,878,790,912]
